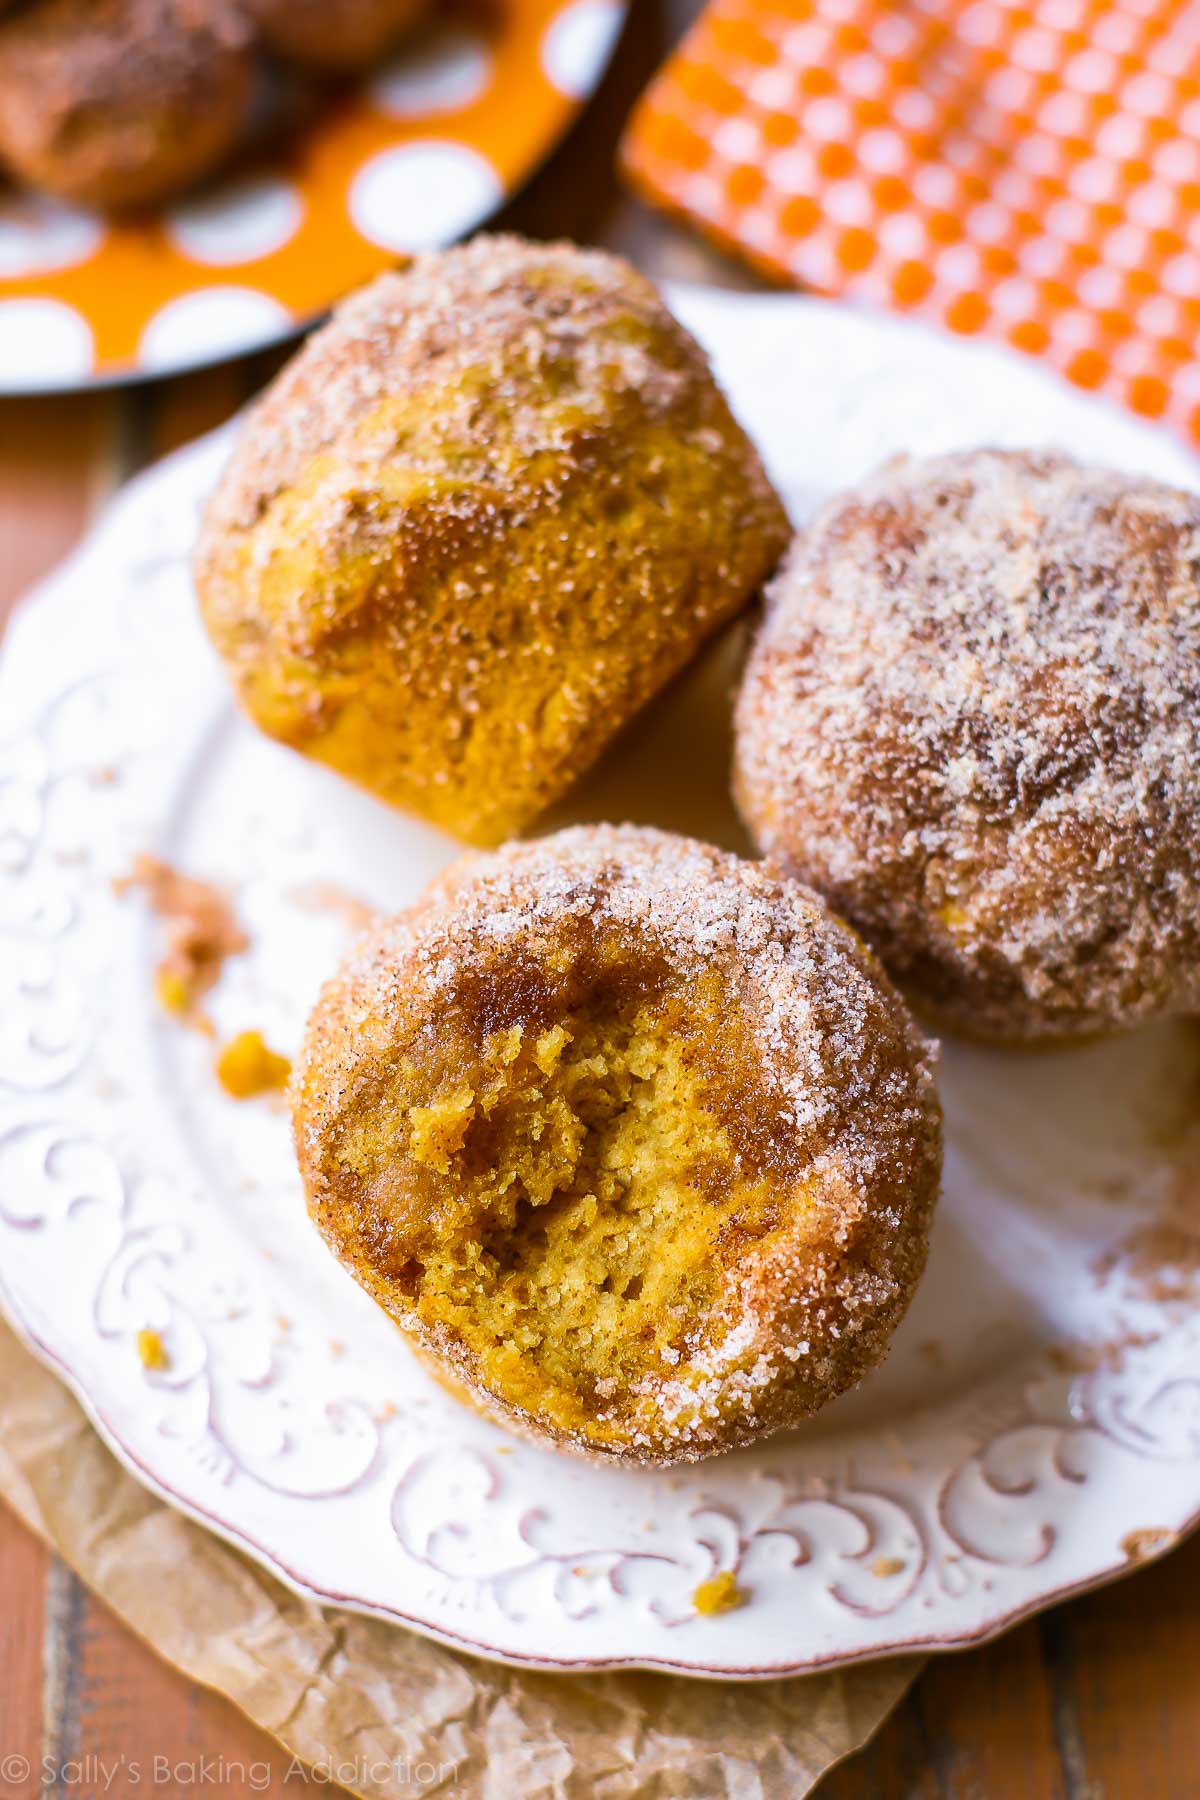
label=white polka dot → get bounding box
[985,67,1037,111]
[871,12,918,56]
[371,24,492,116]
[1019,236,1070,277]
[748,65,799,110]
[681,173,724,222]
[1126,182,1179,230]
[912,164,958,208]
[738,207,779,254]
[858,129,904,174]
[804,97,853,141]
[1092,12,1141,53]
[1138,293,1181,336]
[1065,48,1118,94]
[825,179,872,226]
[1162,251,1200,297]
[1154,137,1200,183]
[990,276,1038,319]
[766,145,817,194]
[892,89,935,131]
[780,22,830,65]
[712,117,762,163]
[1104,223,1151,270]
[349,142,503,252]
[1048,309,1097,349]
[1044,197,1090,241]
[957,3,1005,48]
[1042,0,1089,23]
[1077,265,1127,307]
[879,213,928,258]
[139,288,291,372]
[165,177,303,267]
[937,243,983,285]
[542,0,622,100]
[1037,91,1092,137]
[1122,71,1174,117]
[0,195,101,279]
[840,54,886,99]
[0,299,93,388]
[1096,113,1147,158]
[967,202,1010,243]
[1069,157,1122,204]
[1011,26,1059,72]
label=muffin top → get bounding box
[293,824,941,1464]
[735,448,1200,1039]
[196,234,788,844]
[200,232,775,546]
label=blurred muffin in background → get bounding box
[0,0,256,209]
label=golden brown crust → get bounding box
[291,824,942,1466]
[195,234,790,845]
[0,0,254,209]
[734,448,1200,1044]
[245,0,427,71]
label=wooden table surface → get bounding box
[1,6,1197,1796]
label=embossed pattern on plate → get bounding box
[1,290,1198,1675]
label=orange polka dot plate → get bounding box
[0,0,626,391]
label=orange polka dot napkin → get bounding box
[622,0,1200,443]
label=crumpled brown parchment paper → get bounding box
[0,1318,919,1798]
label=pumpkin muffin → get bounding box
[0,0,254,210]
[195,236,789,846]
[735,448,1200,1043]
[245,0,428,71]
[291,824,942,1465]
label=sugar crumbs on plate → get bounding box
[136,1328,169,1372]
[116,854,248,1030]
[693,1571,745,1616]
[216,1030,292,1100]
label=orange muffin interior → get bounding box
[332,957,801,1445]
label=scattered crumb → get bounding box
[693,1571,745,1616]
[871,1556,906,1578]
[328,1338,345,1359]
[1048,1342,1101,1375]
[136,1328,169,1372]
[117,854,248,1027]
[276,1314,291,1334]
[1122,1528,1173,1562]
[1095,1221,1200,1305]
[89,765,119,787]
[216,1030,292,1099]
[290,881,380,934]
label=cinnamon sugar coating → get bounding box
[735,449,1200,1043]
[291,824,941,1465]
[0,0,254,210]
[196,235,789,846]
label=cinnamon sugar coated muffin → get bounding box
[245,0,428,71]
[195,236,789,845]
[735,449,1200,1043]
[0,0,254,209]
[291,825,942,1465]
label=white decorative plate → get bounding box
[1,289,1199,1676]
